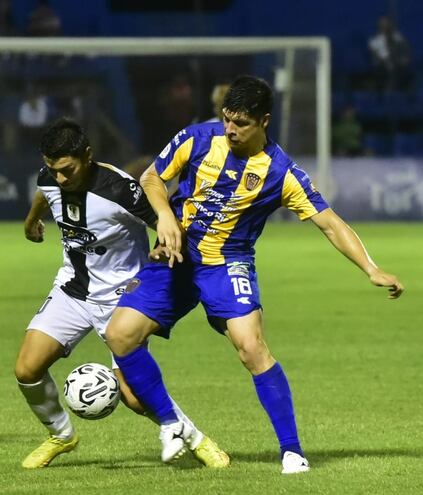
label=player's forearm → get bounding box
[313,210,378,276]
[24,190,49,242]
[140,164,174,218]
[140,163,183,252]
[25,190,49,224]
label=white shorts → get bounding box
[27,285,118,367]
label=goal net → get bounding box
[0,37,331,218]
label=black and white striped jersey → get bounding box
[38,161,157,304]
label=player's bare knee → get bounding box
[237,345,259,369]
[106,335,133,356]
[106,310,154,356]
[236,338,271,372]
[14,360,44,384]
[106,323,138,355]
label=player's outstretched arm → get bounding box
[310,208,404,299]
[140,163,182,253]
[24,190,49,243]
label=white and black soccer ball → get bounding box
[63,363,121,420]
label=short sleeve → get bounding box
[154,128,194,181]
[37,166,57,187]
[281,165,329,220]
[90,167,157,227]
[112,178,157,226]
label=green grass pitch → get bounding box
[0,221,421,494]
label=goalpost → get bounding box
[0,37,331,201]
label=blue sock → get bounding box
[253,362,304,458]
[114,346,178,424]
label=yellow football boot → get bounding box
[191,436,230,468]
[22,434,79,469]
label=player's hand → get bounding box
[157,210,183,253]
[24,219,45,243]
[149,245,184,268]
[368,268,404,299]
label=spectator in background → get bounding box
[368,15,413,91]
[26,0,61,37]
[125,82,229,179]
[124,153,155,181]
[19,90,49,129]
[206,83,230,122]
[159,74,196,132]
[332,106,363,157]
[19,87,49,147]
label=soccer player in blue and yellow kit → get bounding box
[106,75,404,474]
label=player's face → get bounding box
[222,109,270,156]
[44,147,92,191]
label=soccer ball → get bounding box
[63,363,121,420]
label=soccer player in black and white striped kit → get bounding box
[15,118,229,469]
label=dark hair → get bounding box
[223,75,273,119]
[39,117,89,159]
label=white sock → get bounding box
[170,398,204,449]
[17,372,74,440]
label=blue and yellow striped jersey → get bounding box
[155,122,329,265]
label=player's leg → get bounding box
[106,307,189,462]
[197,263,308,473]
[15,330,79,468]
[105,262,202,462]
[113,366,230,468]
[224,310,309,474]
[106,308,180,420]
[15,287,91,468]
[224,309,273,373]
[114,367,151,416]
[15,329,73,436]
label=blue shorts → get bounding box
[117,260,261,336]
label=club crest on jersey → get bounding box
[66,204,80,222]
[245,173,260,191]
